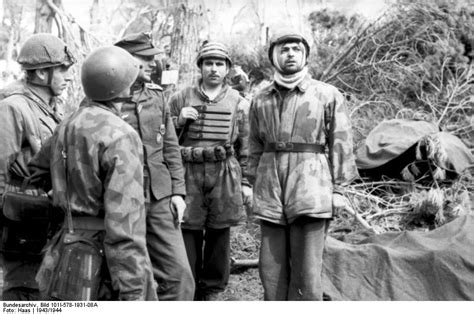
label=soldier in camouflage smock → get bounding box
[248,31,357,300]
[29,46,157,301]
[0,33,75,301]
[114,33,195,301]
[169,42,252,300]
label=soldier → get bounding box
[168,41,252,300]
[114,32,195,301]
[248,31,357,300]
[0,33,75,301]
[29,46,158,301]
[228,65,251,100]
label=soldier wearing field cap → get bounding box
[0,33,75,301]
[168,41,252,300]
[248,31,357,300]
[114,32,195,301]
[29,46,158,301]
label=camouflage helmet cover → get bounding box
[17,33,76,70]
[81,46,139,101]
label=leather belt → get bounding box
[264,142,325,153]
[70,216,105,231]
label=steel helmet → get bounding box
[81,46,139,101]
[268,31,310,66]
[196,41,232,67]
[17,33,76,70]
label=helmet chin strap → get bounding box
[28,67,55,94]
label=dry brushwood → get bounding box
[312,0,473,149]
[330,176,472,238]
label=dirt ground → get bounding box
[0,220,264,301]
[220,219,263,301]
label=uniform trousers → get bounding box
[259,216,329,300]
[182,227,230,299]
[146,196,195,300]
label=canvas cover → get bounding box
[356,119,439,170]
[322,214,474,300]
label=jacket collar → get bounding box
[194,80,230,103]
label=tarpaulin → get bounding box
[322,214,474,300]
[356,119,439,170]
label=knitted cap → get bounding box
[196,41,232,67]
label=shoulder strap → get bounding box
[61,123,74,234]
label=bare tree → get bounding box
[1,0,26,83]
[34,0,62,33]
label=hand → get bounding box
[171,195,186,224]
[178,107,199,125]
[332,193,348,217]
[241,185,253,207]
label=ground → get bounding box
[220,219,263,301]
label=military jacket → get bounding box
[168,84,251,184]
[248,75,357,225]
[0,82,59,196]
[122,82,185,200]
[29,101,156,300]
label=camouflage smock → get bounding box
[0,82,60,292]
[0,82,60,195]
[168,84,250,229]
[248,75,357,225]
[29,101,157,301]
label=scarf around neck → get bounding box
[273,66,308,90]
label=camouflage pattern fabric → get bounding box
[29,101,157,301]
[0,82,61,294]
[168,84,250,229]
[0,82,60,196]
[248,75,357,225]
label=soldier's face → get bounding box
[48,65,73,96]
[276,42,305,74]
[135,55,156,82]
[201,58,229,87]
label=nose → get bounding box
[149,59,156,68]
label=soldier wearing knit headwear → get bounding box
[248,31,357,300]
[0,33,75,301]
[168,41,252,300]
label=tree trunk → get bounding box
[2,0,23,83]
[35,0,56,33]
[169,3,205,88]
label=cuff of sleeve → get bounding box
[333,186,344,195]
[172,187,186,196]
[241,177,251,187]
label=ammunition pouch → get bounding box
[181,144,235,163]
[0,192,61,256]
[47,217,105,301]
[187,105,233,141]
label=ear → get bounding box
[34,68,48,82]
[225,63,230,76]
